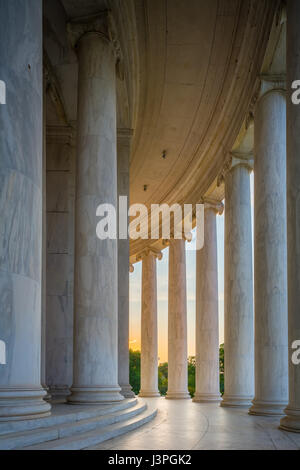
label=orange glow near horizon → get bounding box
[129,218,228,363]
[128,176,252,363]
[129,339,140,352]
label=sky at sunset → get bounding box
[129,175,254,363]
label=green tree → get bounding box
[158,362,168,395]
[129,346,225,397]
[219,343,224,395]
[129,349,141,395]
[188,356,196,397]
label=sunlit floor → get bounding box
[86,398,300,450]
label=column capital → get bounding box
[162,232,192,246]
[201,197,224,215]
[183,232,193,242]
[136,247,163,262]
[259,74,286,100]
[217,153,254,186]
[67,11,123,76]
[67,11,111,47]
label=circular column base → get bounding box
[165,391,191,400]
[279,408,300,433]
[49,386,71,404]
[193,393,222,403]
[139,390,161,397]
[68,386,124,405]
[0,387,51,422]
[42,385,52,402]
[249,400,287,416]
[221,394,253,408]
[120,384,135,398]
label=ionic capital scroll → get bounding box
[217,152,253,186]
[259,75,286,101]
[162,231,192,247]
[67,11,123,77]
[136,247,163,262]
[201,198,224,215]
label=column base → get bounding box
[67,386,124,405]
[42,385,52,402]
[49,386,71,403]
[120,384,135,398]
[249,399,287,416]
[165,391,191,400]
[193,393,222,403]
[139,390,161,397]
[0,387,51,422]
[279,408,300,433]
[221,394,253,408]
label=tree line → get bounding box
[129,344,224,397]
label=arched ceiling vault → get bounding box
[43,0,281,262]
[129,0,279,260]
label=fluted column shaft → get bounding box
[117,129,134,398]
[193,203,222,403]
[250,87,288,416]
[139,251,160,397]
[221,161,254,407]
[280,0,300,432]
[68,20,123,403]
[0,0,50,420]
[166,239,190,399]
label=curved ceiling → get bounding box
[43,0,279,259]
[129,0,277,258]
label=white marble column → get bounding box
[138,250,161,397]
[166,238,190,399]
[117,129,135,398]
[67,14,123,404]
[221,156,254,407]
[280,0,300,432]
[250,82,288,416]
[193,200,223,403]
[0,0,51,420]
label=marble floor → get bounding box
[86,398,300,450]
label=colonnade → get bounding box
[135,2,300,434]
[0,0,300,435]
[1,5,128,419]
